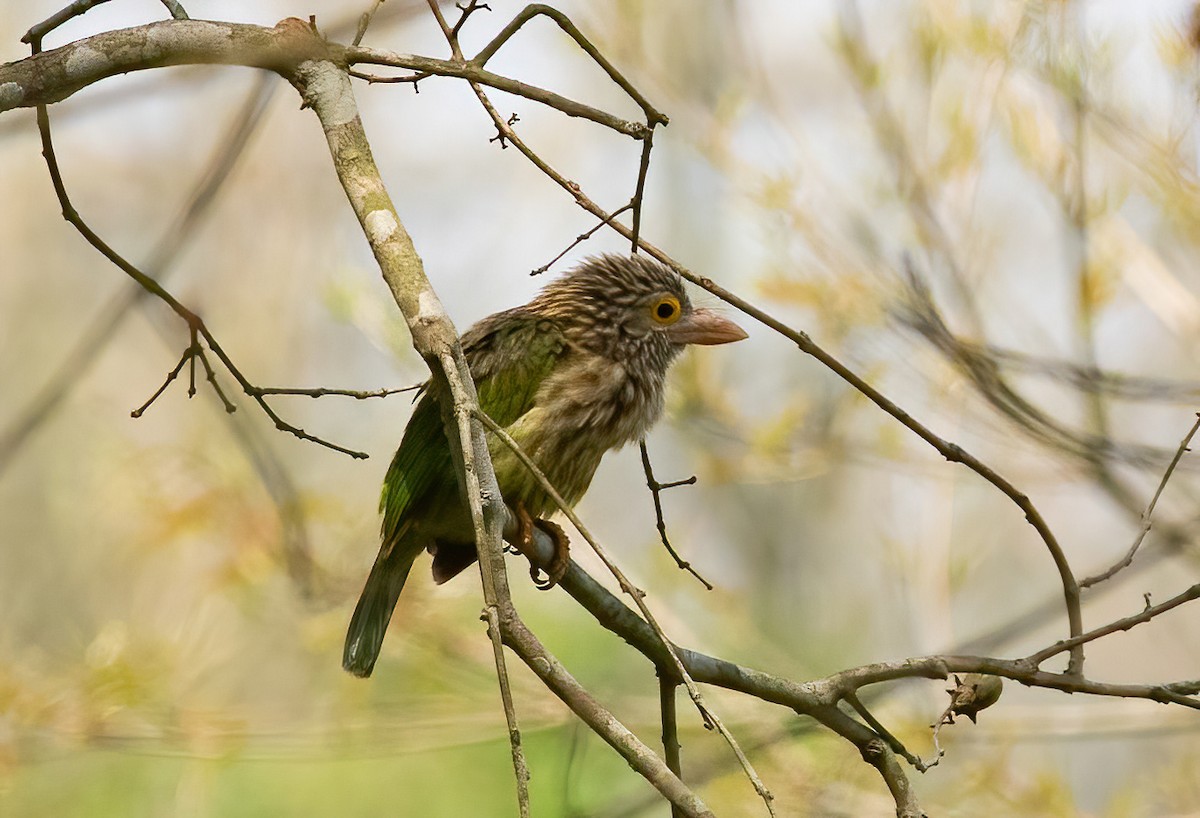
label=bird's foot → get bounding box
[509,501,570,590]
[509,500,535,557]
[531,518,570,590]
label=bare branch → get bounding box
[159,0,189,20]
[845,691,931,773]
[249,385,421,399]
[471,3,668,127]
[500,613,715,818]
[639,441,712,589]
[4,21,333,111]
[22,0,113,46]
[660,675,685,818]
[30,77,367,458]
[344,45,653,139]
[352,0,387,47]
[630,132,654,251]
[130,342,195,418]
[1081,413,1200,587]
[1026,581,1200,667]
[531,204,633,276]
[449,0,491,40]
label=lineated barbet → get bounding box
[343,254,746,677]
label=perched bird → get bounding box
[343,254,746,677]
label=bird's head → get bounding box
[532,254,747,368]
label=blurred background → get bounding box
[3,0,1200,815]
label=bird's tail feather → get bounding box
[343,539,416,678]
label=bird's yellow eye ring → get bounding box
[651,296,681,325]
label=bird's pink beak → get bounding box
[666,308,748,346]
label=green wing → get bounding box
[346,310,567,677]
[378,308,568,537]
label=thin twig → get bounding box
[531,203,633,276]
[130,342,195,418]
[22,0,112,45]
[159,0,188,20]
[192,342,237,413]
[1080,413,1200,588]
[1025,581,1200,667]
[425,0,462,57]
[0,70,276,474]
[348,68,430,87]
[345,46,652,139]
[639,441,712,590]
[352,0,386,47]
[844,691,930,772]
[630,131,654,251]
[471,3,669,127]
[450,0,491,40]
[249,385,421,399]
[927,706,951,770]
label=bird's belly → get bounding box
[488,427,605,519]
[486,355,664,518]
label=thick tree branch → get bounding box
[3,20,327,111]
[0,19,649,142]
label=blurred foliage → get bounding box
[3,0,1200,816]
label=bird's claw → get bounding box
[509,501,570,590]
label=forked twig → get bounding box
[28,29,368,459]
[531,204,633,276]
[471,3,668,127]
[639,441,712,590]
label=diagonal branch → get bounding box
[1080,413,1200,588]
[470,3,668,127]
[29,68,366,459]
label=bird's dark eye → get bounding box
[651,296,681,325]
